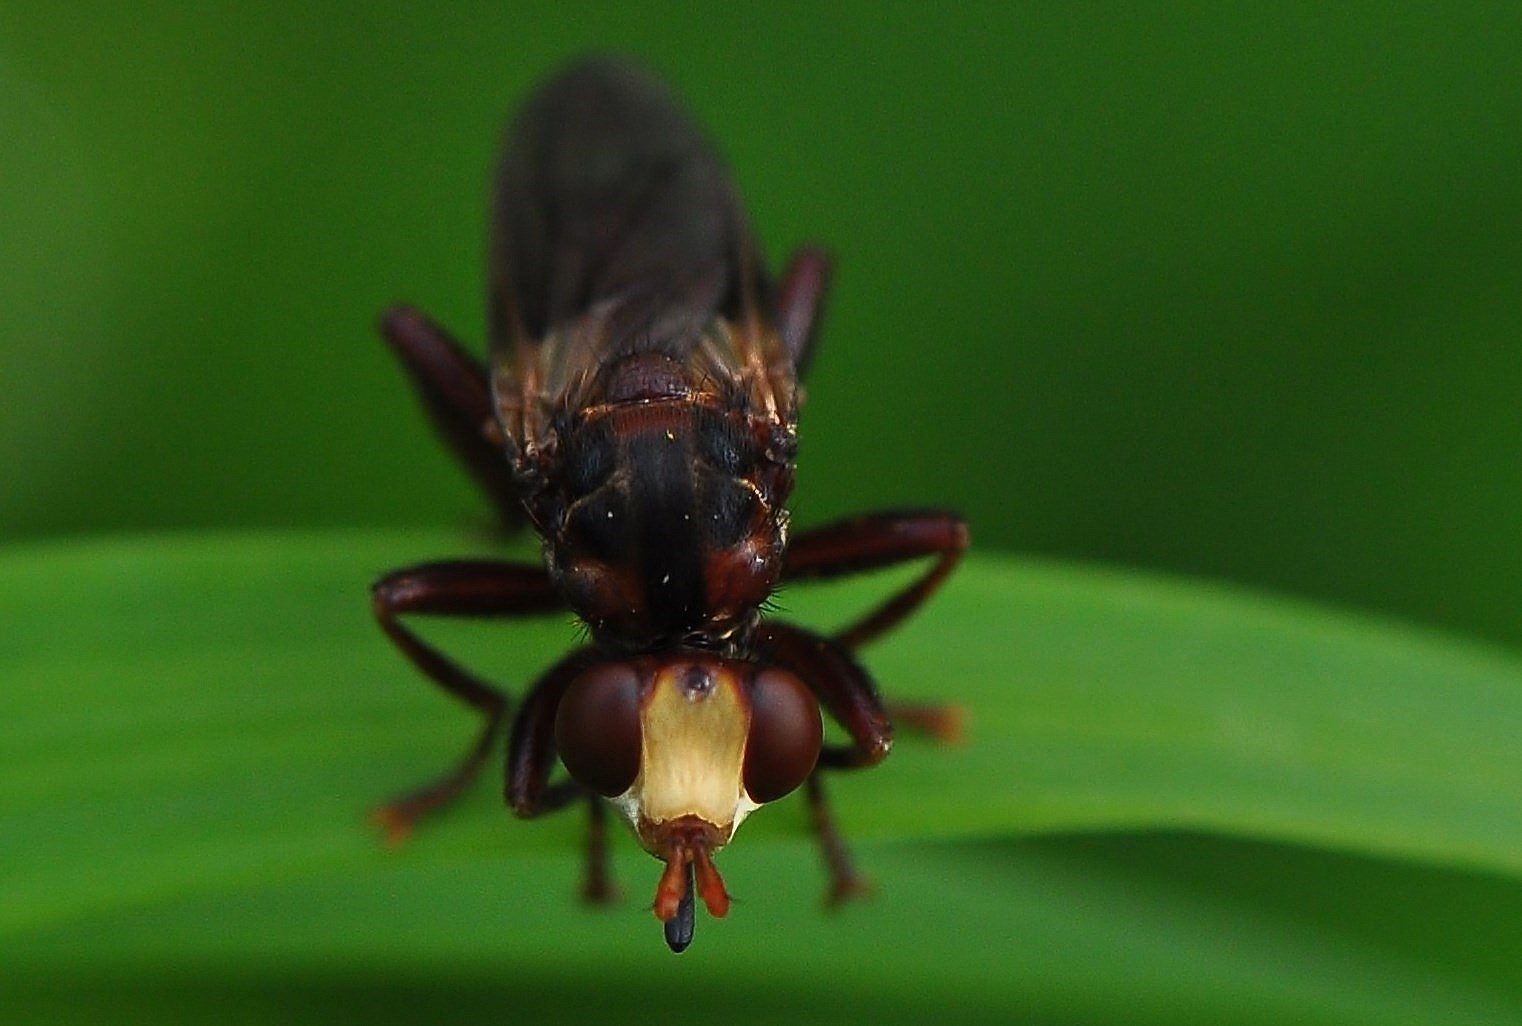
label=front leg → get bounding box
[771,512,968,899]
[503,644,618,904]
[371,558,562,840]
[754,622,892,903]
[803,773,869,905]
[755,622,892,769]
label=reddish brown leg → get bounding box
[503,645,619,904]
[887,700,967,745]
[380,304,521,525]
[371,559,563,841]
[583,796,619,904]
[754,622,894,904]
[784,510,968,742]
[755,622,892,769]
[503,645,595,816]
[776,246,832,375]
[771,512,968,899]
[804,773,870,905]
[783,508,969,650]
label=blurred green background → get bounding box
[4,3,1522,646]
[7,7,1522,1023]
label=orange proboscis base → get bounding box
[653,845,731,922]
[693,846,731,918]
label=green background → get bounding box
[5,4,1522,1024]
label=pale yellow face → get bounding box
[608,663,761,851]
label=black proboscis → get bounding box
[663,862,697,953]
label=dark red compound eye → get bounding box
[742,668,822,803]
[555,662,644,797]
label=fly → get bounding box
[371,57,968,952]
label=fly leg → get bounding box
[503,646,619,905]
[783,508,968,649]
[755,623,895,904]
[764,511,969,901]
[803,773,869,904]
[784,509,969,741]
[379,304,521,526]
[371,559,561,841]
[776,246,832,376]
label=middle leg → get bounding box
[371,558,563,840]
[783,508,968,650]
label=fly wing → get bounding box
[488,58,794,458]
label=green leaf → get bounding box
[3,531,1521,1022]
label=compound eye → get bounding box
[742,668,822,803]
[555,662,644,797]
